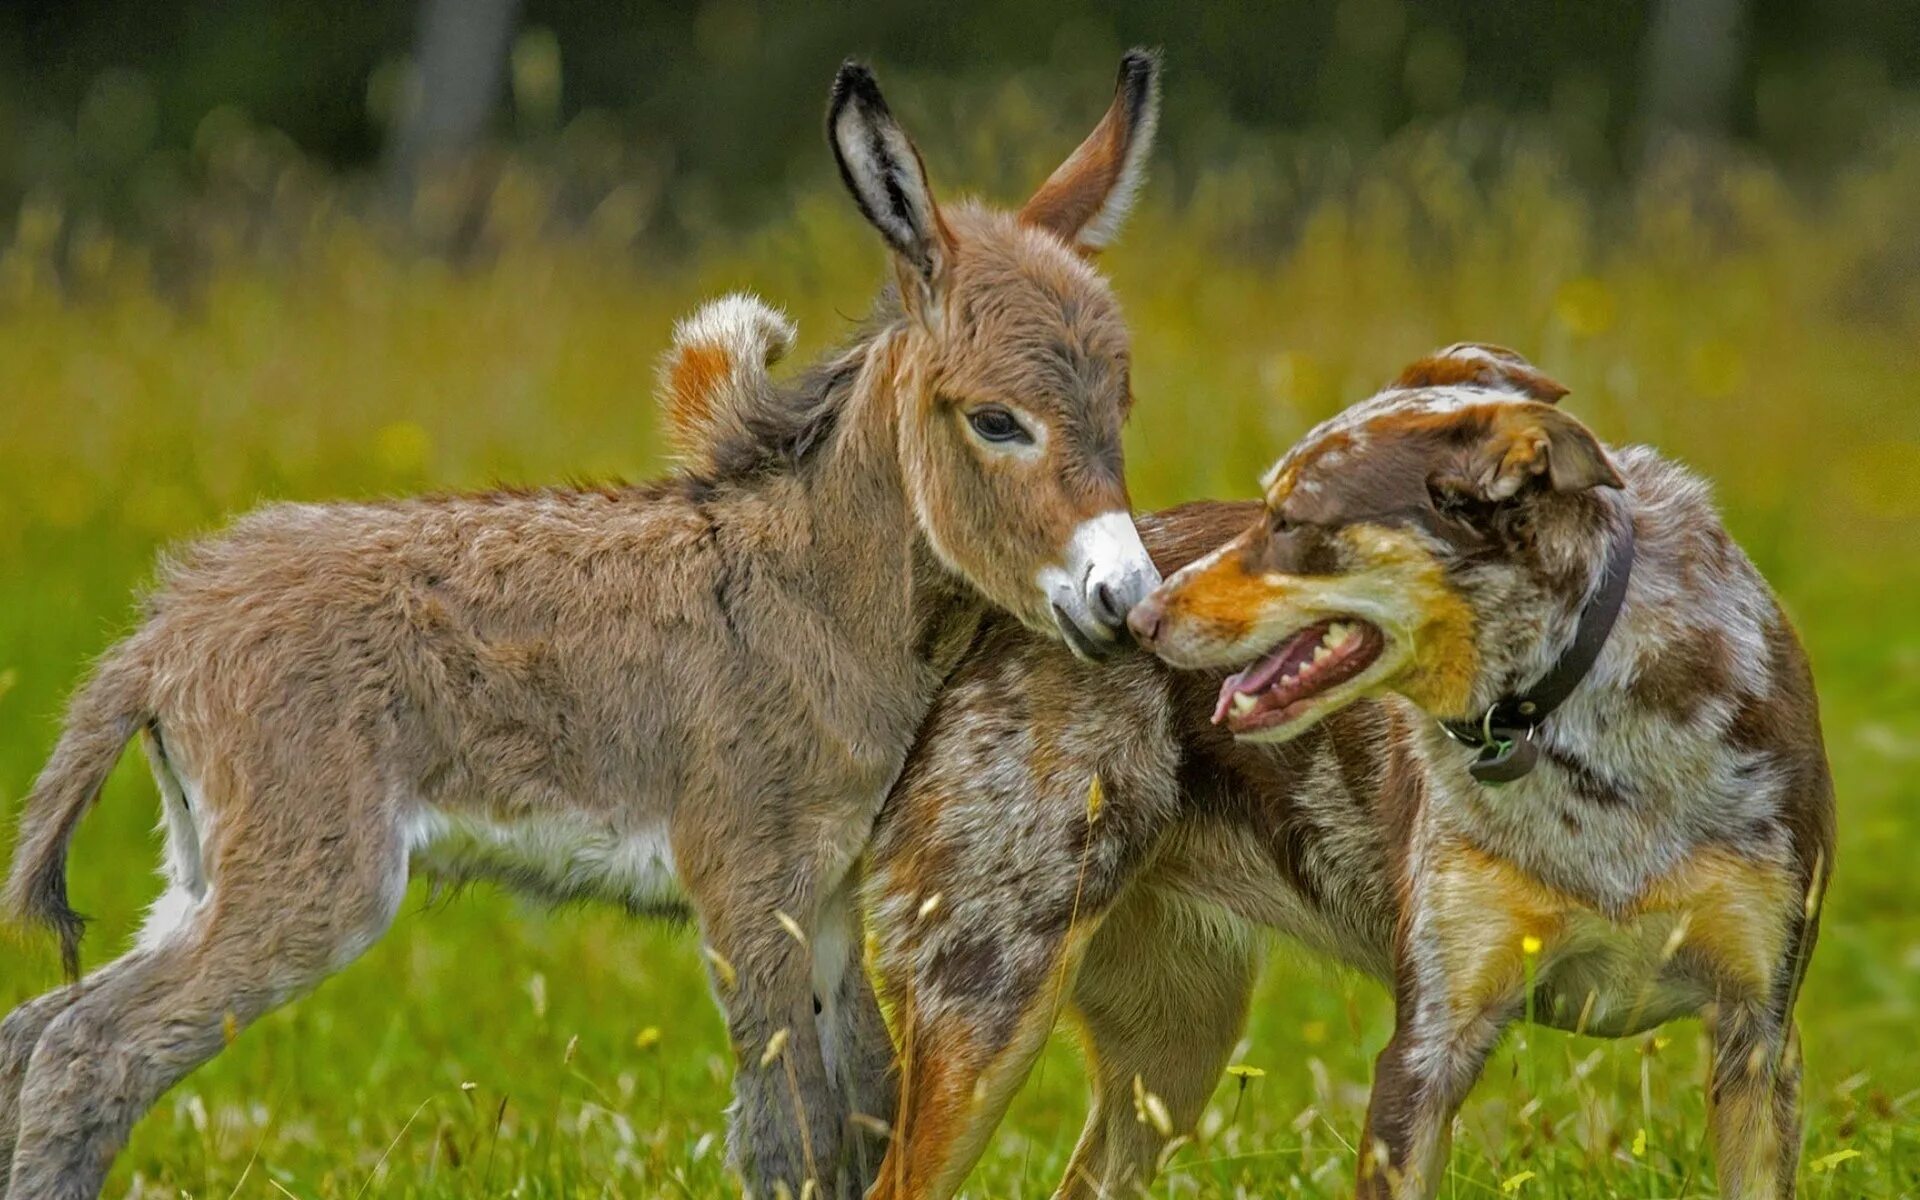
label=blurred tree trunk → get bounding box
[388,0,522,197]
[1639,0,1748,156]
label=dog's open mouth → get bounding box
[1211,618,1385,735]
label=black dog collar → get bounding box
[1442,515,1637,785]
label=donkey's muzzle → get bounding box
[1039,511,1160,661]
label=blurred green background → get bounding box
[2,2,1918,1196]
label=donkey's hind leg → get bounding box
[0,977,92,1193]
[0,952,196,1197]
[2,729,211,1189]
[0,950,188,1194]
[6,812,408,1200]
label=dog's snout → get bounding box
[1127,595,1165,647]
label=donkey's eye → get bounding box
[966,406,1032,446]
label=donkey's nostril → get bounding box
[1090,581,1125,630]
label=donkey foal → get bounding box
[0,52,1165,1200]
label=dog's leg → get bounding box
[1358,1003,1514,1200]
[1359,847,1551,1200]
[1690,856,1815,1200]
[1357,1015,1481,1200]
[867,923,1095,1200]
[1771,1020,1804,1196]
[865,808,1145,1200]
[1053,883,1255,1200]
[1707,998,1796,1200]
[861,652,1178,1200]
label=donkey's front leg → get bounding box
[689,852,853,1200]
[812,875,896,1198]
[709,921,844,1198]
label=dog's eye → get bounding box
[966,406,1032,446]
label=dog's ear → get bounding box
[829,60,954,328]
[1396,344,1569,405]
[1435,402,1623,502]
[1019,49,1161,254]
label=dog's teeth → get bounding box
[1313,644,1334,664]
[1327,622,1352,646]
[1231,692,1257,717]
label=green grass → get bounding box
[3,123,1919,1197]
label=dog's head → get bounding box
[1130,344,1623,742]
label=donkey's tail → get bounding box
[4,643,152,980]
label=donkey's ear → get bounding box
[1395,344,1569,404]
[829,60,953,319]
[1437,402,1623,502]
[1020,48,1162,254]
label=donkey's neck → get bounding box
[758,327,980,674]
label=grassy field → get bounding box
[3,120,1919,1197]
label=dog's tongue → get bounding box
[1210,621,1331,723]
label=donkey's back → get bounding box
[143,483,732,773]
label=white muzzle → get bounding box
[1036,511,1161,660]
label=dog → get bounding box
[861,344,1832,1200]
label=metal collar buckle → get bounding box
[1441,705,1540,786]
[1435,515,1636,788]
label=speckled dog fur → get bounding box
[864,346,1832,1200]
[0,53,1166,1200]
